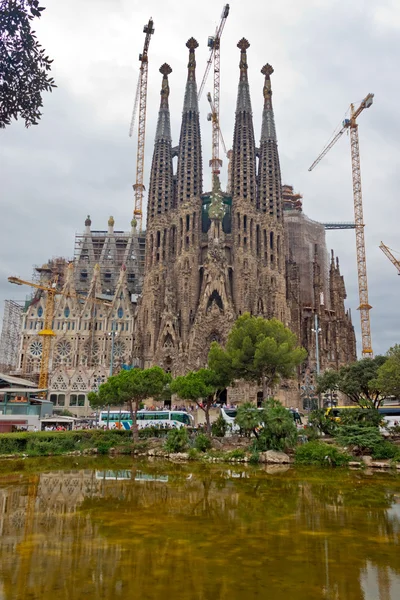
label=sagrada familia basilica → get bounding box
[6,38,356,414]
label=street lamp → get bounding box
[108,322,118,377]
[311,313,323,409]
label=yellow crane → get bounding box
[309,93,374,357]
[128,18,154,232]
[8,271,111,393]
[379,242,400,275]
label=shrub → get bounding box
[303,425,320,441]
[249,451,260,464]
[194,433,212,452]
[371,441,400,460]
[188,448,199,460]
[295,441,350,467]
[340,407,382,428]
[211,414,228,437]
[226,448,246,460]
[235,403,261,437]
[335,425,383,455]
[164,428,189,453]
[253,399,298,452]
[309,409,337,436]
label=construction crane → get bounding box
[207,92,228,176]
[379,242,400,275]
[309,93,374,357]
[199,4,229,180]
[128,18,154,232]
[8,271,111,393]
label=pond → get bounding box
[0,457,399,600]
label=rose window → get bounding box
[29,340,43,357]
[56,340,72,357]
[113,341,126,358]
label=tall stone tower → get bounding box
[230,41,287,322]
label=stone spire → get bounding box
[231,39,257,204]
[257,64,282,219]
[176,38,203,205]
[147,64,174,221]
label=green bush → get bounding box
[371,441,400,460]
[335,425,383,455]
[253,399,298,452]
[194,433,212,452]
[211,414,228,437]
[164,428,189,453]
[249,451,260,464]
[295,441,350,467]
[188,448,199,460]
[226,448,246,460]
[309,409,337,436]
[303,425,320,441]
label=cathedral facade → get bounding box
[11,37,356,414]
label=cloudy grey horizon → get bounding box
[1,0,399,358]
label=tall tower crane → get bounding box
[309,93,374,357]
[199,4,230,178]
[128,18,154,232]
[8,273,111,393]
[379,242,400,275]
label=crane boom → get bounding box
[8,270,112,392]
[131,18,154,232]
[308,93,374,357]
[128,72,141,137]
[198,4,229,100]
[379,242,400,274]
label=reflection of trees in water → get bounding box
[0,465,399,600]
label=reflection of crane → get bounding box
[199,5,229,179]
[309,93,374,357]
[8,270,111,392]
[129,18,154,231]
[379,242,400,275]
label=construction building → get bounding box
[3,37,356,415]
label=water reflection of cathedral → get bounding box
[0,468,399,600]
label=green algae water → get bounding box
[0,458,399,600]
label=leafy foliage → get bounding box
[171,368,230,434]
[308,409,337,436]
[211,414,228,437]
[253,398,298,452]
[235,402,260,437]
[0,0,56,128]
[317,356,387,407]
[194,433,212,452]
[209,314,306,400]
[373,344,400,399]
[295,441,350,467]
[164,428,189,453]
[371,441,400,461]
[335,426,383,455]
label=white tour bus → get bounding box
[97,409,194,430]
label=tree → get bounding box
[170,369,220,435]
[1,0,56,128]
[90,367,170,441]
[374,345,400,399]
[257,398,298,451]
[317,356,387,408]
[88,378,120,428]
[210,313,307,400]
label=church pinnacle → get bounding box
[176,38,202,205]
[231,38,257,204]
[257,63,282,218]
[147,64,174,221]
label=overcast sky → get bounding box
[1,0,399,357]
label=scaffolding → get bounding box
[73,229,146,297]
[0,300,23,373]
[285,210,330,309]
